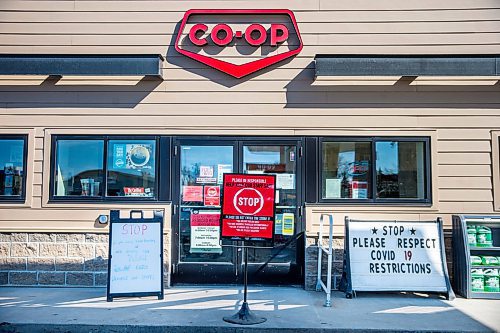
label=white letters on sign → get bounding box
[109,222,162,294]
[348,220,448,292]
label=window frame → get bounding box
[318,136,432,205]
[49,135,169,203]
[0,134,28,203]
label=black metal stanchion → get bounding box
[223,243,266,325]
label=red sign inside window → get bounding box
[221,173,276,241]
[174,9,303,78]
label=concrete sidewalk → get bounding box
[0,286,498,333]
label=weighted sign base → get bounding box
[223,302,266,325]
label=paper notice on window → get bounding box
[217,164,233,184]
[276,173,295,189]
[275,214,283,235]
[325,178,342,198]
[182,186,203,202]
[190,211,222,254]
[199,165,214,178]
[282,213,294,236]
[352,181,368,199]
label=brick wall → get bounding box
[304,235,344,291]
[0,232,171,287]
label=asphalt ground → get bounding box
[0,286,499,332]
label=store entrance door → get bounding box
[171,138,304,285]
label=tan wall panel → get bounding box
[318,0,500,10]
[437,140,491,152]
[2,9,500,23]
[34,149,43,161]
[34,161,43,173]
[2,44,500,55]
[439,189,493,202]
[438,129,493,140]
[3,115,500,129]
[438,177,492,189]
[438,201,494,214]
[2,91,500,105]
[34,137,44,149]
[1,21,499,34]
[438,152,491,165]
[26,81,500,93]
[3,106,500,117]
[2,33,498,48]
[438,165,492,177]
[3,0,496,12]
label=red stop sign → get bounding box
[233,188,264,215]
[221,173,276,241]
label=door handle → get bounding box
[172,204,177,216]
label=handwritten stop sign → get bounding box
[221,173,276,241]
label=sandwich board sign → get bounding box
[221,173,276,242]
[107,210,164,301]
[340,217,455,300]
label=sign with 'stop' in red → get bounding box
[221,173,276,241]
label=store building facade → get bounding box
[0,0,499,290]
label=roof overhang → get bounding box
[314,55,500,85]
[0,55,164,78]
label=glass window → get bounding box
[107,140,156,197]
[54,139,104,197]
[51,136,162,201]
[0,137,26,199]
[321,138,429,203]
[376,141,426,199]
[322,142,371,199]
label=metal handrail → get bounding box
[315,214,334,307]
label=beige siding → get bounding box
[0,0,499,233]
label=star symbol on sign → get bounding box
[410,228,416,235]
[371,227,378,235]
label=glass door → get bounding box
[172,142,239,283]
[172,138,304,285]
[241,144,303,284]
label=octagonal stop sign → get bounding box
[233,188,264,216]
[221,173,276,241]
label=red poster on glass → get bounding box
[204,185,220,207]
[221,173,276,241]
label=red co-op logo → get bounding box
[174,9,303,78]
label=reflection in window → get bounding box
[0,138,25,197]
[322,142,371,199]
[107,140,156,197]
[54,140,104,196]
[376,141,425,199]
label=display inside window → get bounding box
[0,138,25,198]
[376,141,425,199]
[107,140,156,197]
[322,141,371,199]
[54,140,104,196]
[321,138,429,202]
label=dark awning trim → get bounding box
[0,55,163,77]
[314,55,500,77]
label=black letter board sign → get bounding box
[340,217,455,300]
[107,210,164,302]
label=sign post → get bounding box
[220,173,276,325]
[340,217,455,300]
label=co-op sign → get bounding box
[174,9,303,78]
